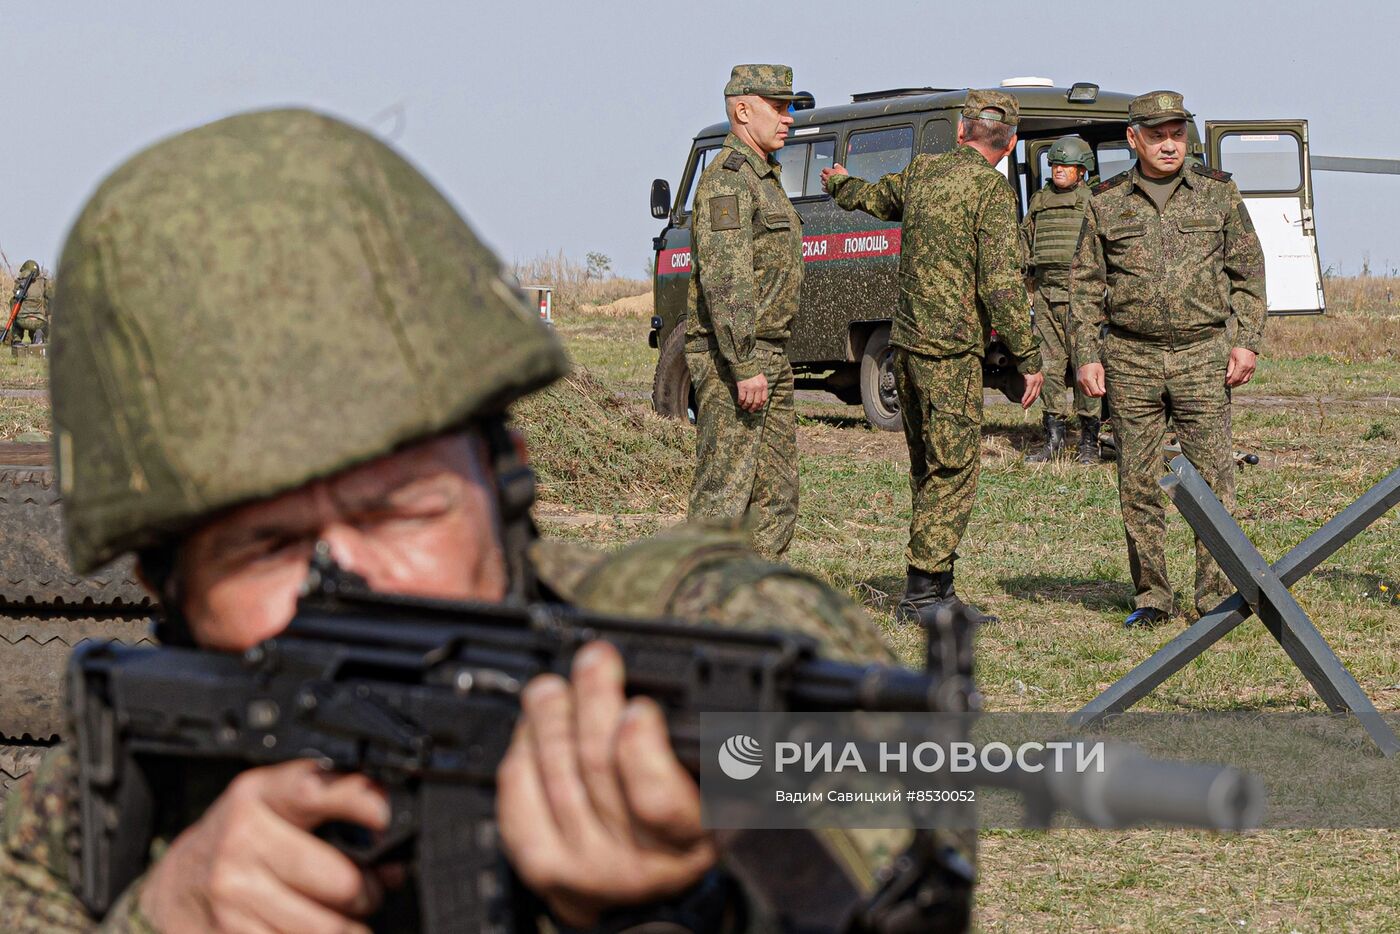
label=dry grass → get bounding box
[1267,276,1400,363]
[512,252,649,318]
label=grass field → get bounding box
[4,279,1398,931]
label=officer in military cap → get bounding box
[1022,137,1100,464]
[685,64,805,561]
[1070,91,1266,628]
[0,109,964,932]
[821,89,1043,626]
[7,259,52,346]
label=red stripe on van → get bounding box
[657,228,902,276]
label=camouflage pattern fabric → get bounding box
[1071,162,1265,615]
[686,347,797,561]
[1105,332,1234,614]
[1033,296,1099,421]
[685,133,802,558]
[1022,182,1097,420]
[723,64,801,100]
[893,349,984,575]
[1067,162,1266,368]
[0,526,947,930]
[826,146,1040,374]
[685,133,802,382]
[50,108,569,575]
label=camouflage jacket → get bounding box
[826,145,1040,373]
[686,134,803,382]
[1068,162,1267,368]
[0,524,918,932]
[16,276,50,323]
[1020,182,1091,300]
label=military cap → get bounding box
[1128,90,1193,127]
[960,89,1019,127]
[723,64,802,100]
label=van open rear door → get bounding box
[1206,120,1325,314]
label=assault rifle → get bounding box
[69,553,1261,933]
[0,265,38,345]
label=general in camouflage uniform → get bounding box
[0,109,971,932]
[8,260,51,345]
[1021,137,1100,464]
[823,89,1042,625]
[685,64,804,561]
[1069,91,1266,627]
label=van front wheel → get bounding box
[859,325,902,432]
[652,325,697,424]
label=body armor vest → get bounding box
[1029,185,1090,271]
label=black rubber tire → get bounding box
[859,325,902,432]
[651,324,697,424]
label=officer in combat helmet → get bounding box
[0,109,969,932]
[1070,91,1266,628]
[1021,136,1100,464]
[685,64,804,561]
[7,260,52,346]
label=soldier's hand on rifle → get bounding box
[1077,362,1107,398]
[1020,371,1044,409]
[138,760,390,934]
[820,163,849,188]
[1225,347,1257,387]
[736,372,770,412]
[498,641,718,929]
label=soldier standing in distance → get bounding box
[1070,90,1266,628]
[821,89,1044,626]
[685,64,804,561]
[8,260,51,345]
[1022,137,1100,464]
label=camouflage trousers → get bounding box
[686,347,797,560]
[8,314,45,343]
[894,348,982,575]
[1033,293,1098,421]
[1105,331,1234,616]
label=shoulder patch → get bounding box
[1092,171,1131,196]
[1192,162,1232,182]
[723,151,746,172]
[709,194,741,231]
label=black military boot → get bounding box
[932,569,1000,625]
[1075,416,1101,464]
[895,566,940,624]
[1025,413,1067,463]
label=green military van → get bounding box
[647,79,1324,429]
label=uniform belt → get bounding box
[685,335,788,354]
[1106,323,1224,347]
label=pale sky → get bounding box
[6,0,1398,277]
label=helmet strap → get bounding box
[484,416,540,603]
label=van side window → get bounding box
[1218,132,1301,192]
[681,147,720,213]
[920,118,953,154]
[805,139,835,195]
[776,138,838,197]
[845,126,915,180]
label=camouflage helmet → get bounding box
[1047,136,1094,171]
[51,108,569,573]
[17,259,38,278]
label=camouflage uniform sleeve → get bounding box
[825,169,906,221]
[1223,182,1267,353]
[1019,202,1035,275]
[1068,201,1107,369]
[0,746,156,933]
[977,183,1040,375]
[693,171,764,381]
